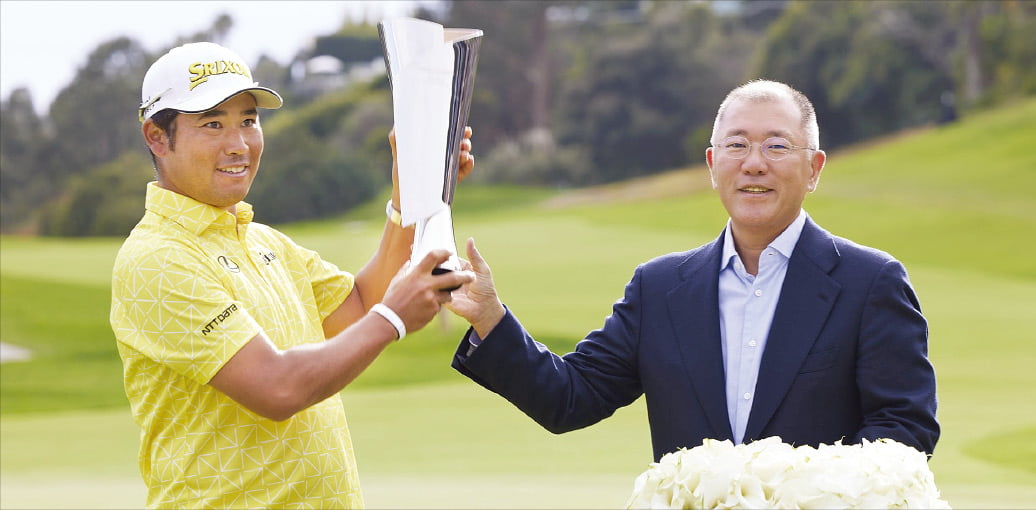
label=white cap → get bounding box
[139,42,282,122]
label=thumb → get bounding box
[466,238,490,274]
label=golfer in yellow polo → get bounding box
[111,42,474,508]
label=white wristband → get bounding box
[371,303,406,340]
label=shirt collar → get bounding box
[720,209,808,271]
[144,182,253,236]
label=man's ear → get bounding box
[142,119,170,157]
[808,149,826,192]
[705,147,718,189]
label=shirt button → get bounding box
[754,289,763,297]
[743,393,752,400]
[748,340,757,347]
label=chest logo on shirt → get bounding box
[217,255,241,273]
[258,249,278,265]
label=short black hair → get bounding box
[146,109,180,168]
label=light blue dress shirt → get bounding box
[718,210,807,444]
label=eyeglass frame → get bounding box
[711,135,816,161]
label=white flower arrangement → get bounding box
[626,437,951,509]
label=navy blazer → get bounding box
[453,218,939,461]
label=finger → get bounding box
[414,249,452,274]
[464,125,472,138]
[466,238,489,272]
[455,257,474,272]
[437,269,475,290]
[458,154,474,181]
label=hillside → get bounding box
[531,96,1036,279]
[2,96,1035,509]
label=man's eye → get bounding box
[726,142,747,149]
[204,121,221,128]
[243,119,257,127]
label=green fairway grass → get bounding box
[2,383,1034,508]
[2,97,1035,508]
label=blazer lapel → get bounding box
[668,235,734,441]
[745,218,842,441]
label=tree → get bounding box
[39,151,153,237]
[969,1,1036,105]
[47,37,152,175]
[444,0,555,148]
[0,88,47,231]
[549,2,754,184]
[752,1,954,149]
[247,82,392,224]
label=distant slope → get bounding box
[531,96,1036,279]
[540,97,1036,215]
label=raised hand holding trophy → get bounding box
[378,17,483,279]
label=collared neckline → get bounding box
[144,182,253,235]
[720,209,808,273]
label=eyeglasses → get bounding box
[713,136,814,161]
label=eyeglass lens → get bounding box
[719,136,797,161]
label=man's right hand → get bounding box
[380,249,474,334]
[446,238,505,338]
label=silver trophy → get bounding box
[379,18,483,279]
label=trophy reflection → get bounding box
[379,18,483,280]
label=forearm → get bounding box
[282,312,399,411]
[354,214,414,311]
[211,311,400,421]
[454,309,641,434]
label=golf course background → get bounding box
[2,98,1035,508]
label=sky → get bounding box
[0,1,430,114]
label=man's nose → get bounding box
[741,143,768,173]
[224,129,249,155]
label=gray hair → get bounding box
[711,80,820,150]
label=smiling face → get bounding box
[706,96,825,244]
[143,93,264,212]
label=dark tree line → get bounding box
[2,0,1034,236]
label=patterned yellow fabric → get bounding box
[111,183,363,508]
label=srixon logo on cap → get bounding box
[188,60,251,90]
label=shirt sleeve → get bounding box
[111,244,262,385]
[272,229,355,321]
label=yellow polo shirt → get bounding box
[111,183,363,508]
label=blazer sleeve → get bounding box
[854,258,940,455]
[451,268,648,434]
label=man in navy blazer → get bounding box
[447,80,939,461]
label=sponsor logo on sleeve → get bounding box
[201,303,238,336]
